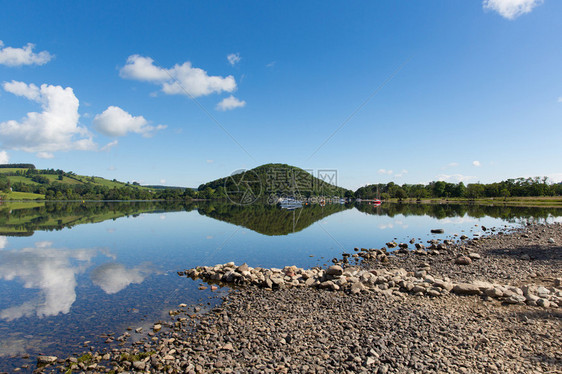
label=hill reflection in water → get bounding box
[1,201,561,238]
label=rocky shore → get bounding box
[33,222,561,373]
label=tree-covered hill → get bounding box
[197,163,353,200]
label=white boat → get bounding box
[279,197,303,210]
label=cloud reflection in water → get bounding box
[90,263,155,294]
[0,242,152,321]
[0,243,98,321]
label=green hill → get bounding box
[198,163,352,201]
[0,164,188,201]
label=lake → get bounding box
[1,201,561,372]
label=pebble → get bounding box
[455,256,472,265]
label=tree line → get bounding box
[354,177,562,200]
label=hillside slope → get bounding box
[198,163,352,200]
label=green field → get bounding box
[0,168,28,174]
[1,191,45,200]
[0,167,150,191]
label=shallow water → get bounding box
[0,201,561,372]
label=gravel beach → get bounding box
[32,222,562,373]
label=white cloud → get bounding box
[483,0,543,20]
[472,160,481,167]
[100,140,118,151]
[0,237,7,250]
[436,174,476,183]
[0,40,53,67]
[445,162,459,168]
[93,106,166,137]
[160,179,166,184]
[120,55,237,98]
[216,95,246,111]
[378,169,393,175]
[0,81,96,157]
[394,169,408,178]
[558,97,562,103]
[266,61,276,68]
[206,159,214,164]
[36,152,54,159]
[2,80,41,100]
[227,53,241,66]
[90,263,154,294]
[0,151,8,164]
[545,173,562,183]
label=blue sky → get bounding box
[0,0,561,190]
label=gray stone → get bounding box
[505,294,526,304]
[472,280,494,291]
[536,286,550,297]
[350,282,365,294]
[133,361,146,370]
[433,280,453,291]
[455,256,472,265]
[415,243,425,250]
[427,289,441,297]
[326,265,343,276]
[319,281,339,291]
[37,356,57,365]
[411,285,427,293]
[236,263,250,272]
[485,287,503,298]
[453,283,481,295]
[414,270,427,278]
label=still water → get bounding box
[0,201,561,371]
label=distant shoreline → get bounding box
[3,195,562,208]
[383,196,562,208]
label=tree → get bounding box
[465,184,484,199]
[394,188,407,201]
[431,181,447,197]
[0,175,10,192]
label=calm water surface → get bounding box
[1,201,561,371]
